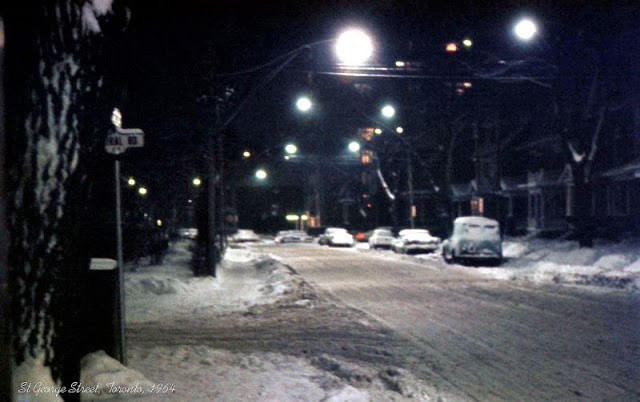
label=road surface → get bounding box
[251,243,640,401]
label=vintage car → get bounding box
[229,229,260,243]
[441,216,502,265]
[318,227,355,247]
[391,228,440,254]
[368,228,395,249]
[274,230,313,243]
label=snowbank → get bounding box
[77,241,436,401]
[75,236,640,401]
[477,236,640,290]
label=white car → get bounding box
[275,230,313,243]
[230,229,260,243]
[368,228,395,249]
[178,227,198,240]
[392,229,441,254]
[318,227,355,247]
[442,216,502,265]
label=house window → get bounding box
[470,197,484,215]
[607,182,629,217]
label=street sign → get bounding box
[116,127,144,148]
[105,133,126,155]
[105,128,144,154]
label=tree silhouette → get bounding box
[4,2,122,399]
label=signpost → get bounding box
[105,108,144,365]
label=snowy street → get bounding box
[75,237,640,401]
[250,242,640,401]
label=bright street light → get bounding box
[348,141,361,153]
[295,96,312,112]
[255,169,268,180]
[514,18,537,41]
[127,177,136,186]
[395,126,404,134]
[284,143,298,155]
[192,177,202,187]
[335,28,373,65]
[381,104,396,119]
[138,186,148,196]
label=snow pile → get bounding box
[79,351,155,400]
[124,243,309,323]
[479,236,640,289]
[76,241,437,401]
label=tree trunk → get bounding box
[4,2,115,399]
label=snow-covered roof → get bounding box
[525,166,573,188]
[453,216,499,226]
[596,157,640,181]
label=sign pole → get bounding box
[114,157,126,364]
[106,107,143,365]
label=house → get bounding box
[592,158,640,235]
[449,166,574,235]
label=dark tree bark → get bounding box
[4,1,118,398]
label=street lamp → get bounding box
[255,169,268,180]
[348,141,361,153]
[514,18,538,41]
[295,96,313,113]
[284,143,298,155]
[335,28,374,66]
[192,177,202,187]
[381,104,396,119]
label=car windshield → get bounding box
[465,224,498,234]
[400,229,430,236]
[374,229,393,236]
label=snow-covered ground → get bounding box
[464,235,639,290]
[71,235,640,401]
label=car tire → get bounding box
[443,248,455,264]
[442,247,450,262]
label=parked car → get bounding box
[229,229,260,243]
[368,228,395,249]
[275,230,313,243]
[441,216,502,265]
[318,227,355,247]
[391,228,441,254]
[178,227,198,240]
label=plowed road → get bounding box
[253,243,639,401]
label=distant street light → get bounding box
[138,186,148,196]
[295,96,312,112]
[348,141,361,153]
[192,177,202,187]
[127,177,136,186]
[514,18,538,41]
[395,126,404,134]
[335,28,374,65]
[381,104,396,119]
[255,169,268,180]
[284,143,298,155]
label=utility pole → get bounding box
[206,115,217,277]
[407,150,415,228]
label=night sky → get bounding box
[97,0,639,231]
